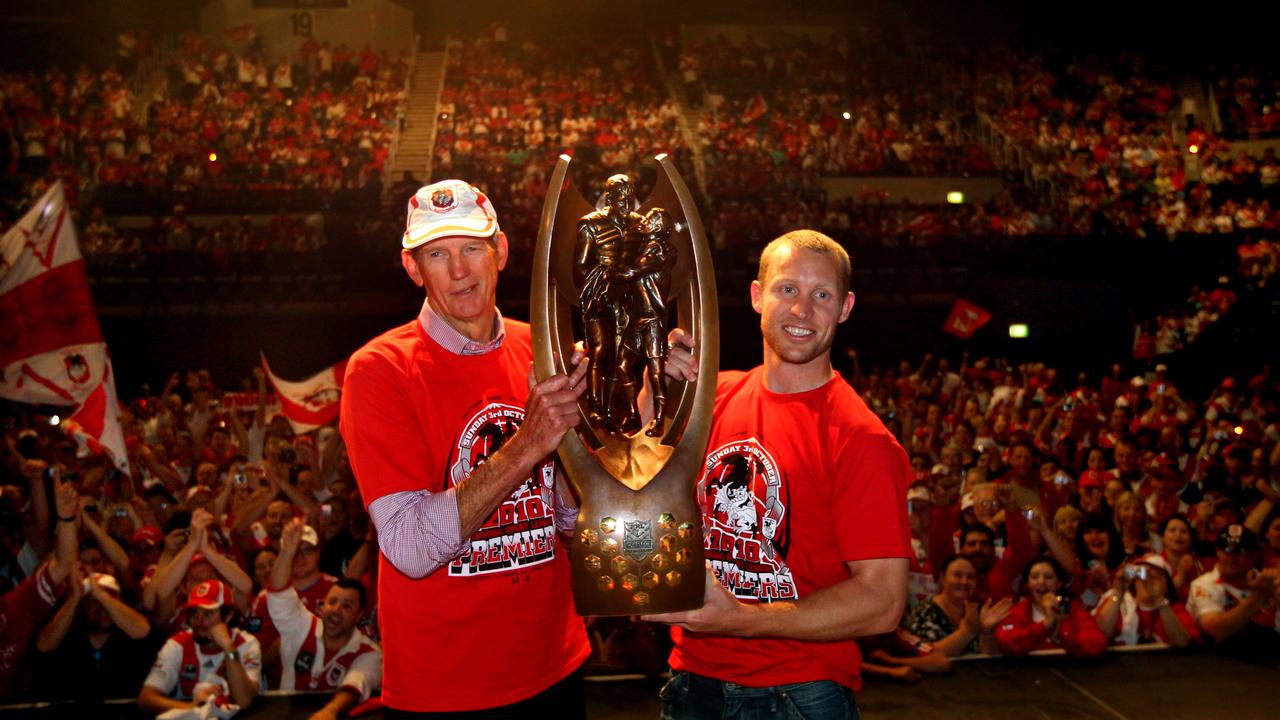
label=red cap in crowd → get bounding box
[1078,469,1107,490]
[185,579,228,610]
[130,526,163,547]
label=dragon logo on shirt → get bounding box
[698,438,795,600]
[446,402,557,577]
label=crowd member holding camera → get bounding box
[994,556,1108,656]
[1093,554,1197,647]
[1073,513,1127,609]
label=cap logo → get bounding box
[430,187,456,213]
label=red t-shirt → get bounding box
[340,318,588,712]
[669,368,911,692]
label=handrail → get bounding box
[422,39,450,182]
[383,34,420,193]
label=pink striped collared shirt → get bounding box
[366,299,577,579]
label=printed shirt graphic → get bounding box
[699,438,796,601]
[340,318,588,712]
[445,401,558,576]
[669,367,911,694]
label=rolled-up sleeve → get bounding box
[341,646,383,702]
[368,489,467,578]
[553,468,578,536]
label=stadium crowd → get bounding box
[0,31,408,226]
[3,23,1280,714]
[1212,65,1280,140]
[431,32,686,250]
[2,332,1278,707]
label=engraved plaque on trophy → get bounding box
[531,154,718,616]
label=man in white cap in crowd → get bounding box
[246,521,336,686]
[35,565,153,702]
[1188,525,1280,653]
[341,179,591,717]
[266,518,381,719]
[138,578,262,714]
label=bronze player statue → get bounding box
[574,174,643,430]
[532,152,718,615]
[615,208,676,436]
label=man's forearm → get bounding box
[138,686,192,713]
[1200,596,1265,641]
[100,593,152,639]
[745,566,907,641]
[270,546,297,591]
[86,518,131,575]
[204,547,254,594]
[1158,604,1191,647]
[320,687,361,717]
[36,598,79,652]
[455,439,542,539]
[225,658,257,709]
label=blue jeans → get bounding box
[660,670,859,720]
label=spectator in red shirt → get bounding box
[995,556,1107,656]
[1093,554,1197,647]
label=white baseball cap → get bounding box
[84,572,122,595]
[402,180,500,251]
[906,485,933,504]
[300,524,320,547]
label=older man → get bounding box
[341,180,591,717]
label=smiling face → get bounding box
[320,585,363,641]
[1162,517,1192,553]
[751,244,853,390]
[401,233,508,342]
[1025,561,1061,599]
[1082,527,1110,559]
[941,556,978,603]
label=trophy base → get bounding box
[570,503,705,617]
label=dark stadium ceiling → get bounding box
[0,0,1270,52]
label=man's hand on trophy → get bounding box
[641,562,752,636]
[665,328,698,383]
[514,355,589,462]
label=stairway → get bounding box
[388,48,447,189]
[1173,74,1210,183]
[131,45,173,127]
[651,43,709,198]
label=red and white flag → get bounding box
[261,354,348,434]
[62,358,130,475]
[741,92,768,124]
[222,24,256,44]
[943,298,992,339]
[0,183,129,473]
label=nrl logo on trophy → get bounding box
[531,154,718,615]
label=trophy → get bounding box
[531,154,718,616]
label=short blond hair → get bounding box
[757,230,851,296]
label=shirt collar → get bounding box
[418,297,505,356]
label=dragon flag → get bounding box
[261,353,348,434]
[0,183,129,473]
